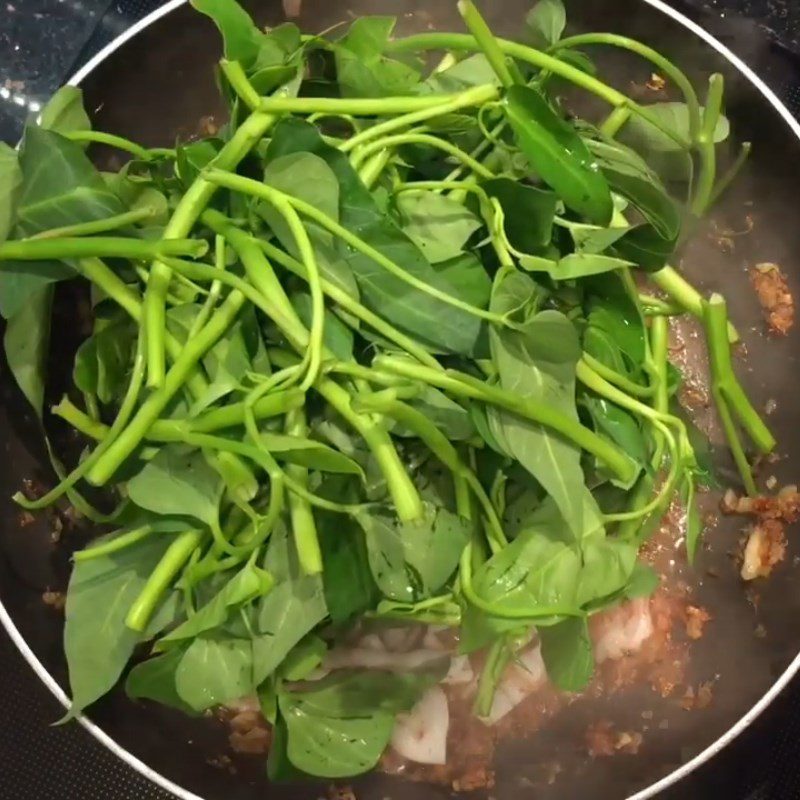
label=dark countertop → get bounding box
[1,2,800,800]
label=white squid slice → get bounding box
[443,654,474,685]
[391,686,449,765]
[483,645,547,725]
[590,598,654,664]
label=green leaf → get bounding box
[525,0,567,48]
[561,220,631,255]
[335,17,421,99]
[281,635,327,681]
[682,476,703,563]
[266,119,485,355]
[538,616,593,691]
[259,432,363,475]
[176,138,222,188]
[159,559,273,645]
[505,85,613,225]
[39,86,91,135]
[586,137,682,269]
[622,102,729,154]
[421,54,499,94]
[582,396,648,481]
[175,635,254,711]
[318,513,380,623]
[395,190,481,264]
[127,445,224,527]
[73,311,136,404]
[64,533,171,717]
[519,252,633,280]
[357,503,471,602]
[488,270,588,537]
[577,537,638,607]
[4,284,52,416]
[278,669,442,778]
[292,291,354,361]
[125,648,199,715]
[483,177,557,253]
[191,0,263,67]
[396,385,477,442]
[0,126,124,318]
[253,524,328,684]
[0,143,21,243]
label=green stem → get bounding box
[73,525,154,562]
[374,355,636,484]
[86,290,246,485]
[269,351,424,522]
[708,141,752,209]
[220,59,261,110]
[15,334,148,509]
[553,33,702,140]
[355,392,506,550]
[125,529,204,632]
[387,33,689,148]
[340,83,499,153]
[457,0,517,88]
[0,236,206,261]
[358,149,392,189]
[474,637,511,717]
[692,73,725,216]
[62,130,173,160]
[285,408,323,575]
[204,170,507,327]
[350,132,496,176]
[650,266,738,343]
[187,235,226,339]
[599,105,632,138]
[259,91,485,117]
[581,352,654,398]
[144,108,280,388]
[29,207,156,240]
[704,293,775,494]
[258,239,441,370]
[52,396,109,440]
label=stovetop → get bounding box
[1,1,800,799]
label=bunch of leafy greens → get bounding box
[0,0,775,781]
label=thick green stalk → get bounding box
[269,351,423,522]
[374,355,636,484]
[125,529,204,632]
[0,236,206,261]
[704,294,775,494]
[87,290,246,485]
[692,74,725,216]
[355,392,506,550]
[358,149,392,189]
[204,170,507,327]
[457,0,518,88]
[143,108,280,388]
[220,59,261,110]
[285,408,323,575]
[30,207,156,240]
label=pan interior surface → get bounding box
[1,1,799,799]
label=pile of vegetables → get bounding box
[0,0,776,781]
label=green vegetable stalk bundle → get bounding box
[0,0,775,781]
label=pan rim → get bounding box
[2,1,798,798]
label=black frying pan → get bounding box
[2,1,800,798]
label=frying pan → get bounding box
[2,1,800,798]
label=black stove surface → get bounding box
[2,1,800,799]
